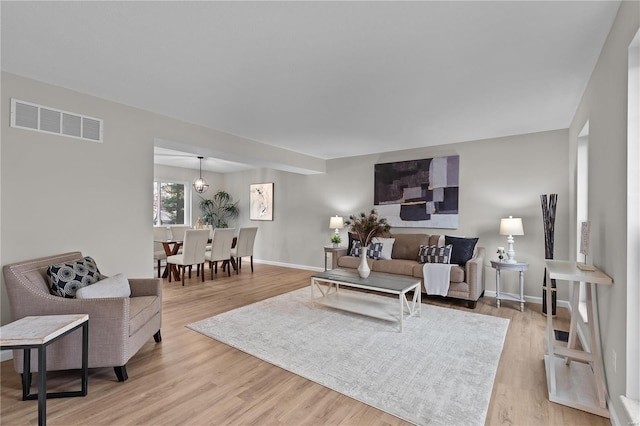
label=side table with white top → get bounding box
[490,260,529,312]
[0,314,89,426]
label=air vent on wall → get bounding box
[10,98,103,143]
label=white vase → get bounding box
[358,250,370,278]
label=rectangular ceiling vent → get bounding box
[10,98,103,143]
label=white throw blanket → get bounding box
[422,263,453,296]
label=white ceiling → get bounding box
[1,1,620,172]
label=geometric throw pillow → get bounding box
[350,240,363,257]
[46,256,102,298]
[366,242,384,260]
[418,244,453,264]
[75,273,131,299]
[431,244,453,264]
[371,237,395,260]
[445,236,479,266]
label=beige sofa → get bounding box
[336,233,485,308]
[3,252,162,381]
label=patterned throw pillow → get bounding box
[350,240,362,257]
[418,245,453,264]
[47,256,102,298]
[366,242,384,260]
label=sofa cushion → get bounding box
[371,237,395,260]
[47,256,102,298]
[75,273,131,299]
[366,242,384,260]
[373,259,417,276]
[445,236,479,266]
[390,233,431,260]
[337,255,366,269]
[412,263,465,283]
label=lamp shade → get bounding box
[499,216,524,236]
[329,216,344,229]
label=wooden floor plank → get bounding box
[0,264,610,425]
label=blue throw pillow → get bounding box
[367,242,384,260]
[445,236,479,266]
[350,240,362,257]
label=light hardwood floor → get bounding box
[1,264,610,425]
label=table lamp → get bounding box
[499,216,524,263]
[329,215,344,236]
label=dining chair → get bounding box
[153,227,170,278]
[169,225,190,241]
[205,224,215,252]
[166,229,210,286]
[205,228,235,279]
[230,227,258,273]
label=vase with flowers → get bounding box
[345,209,391,278]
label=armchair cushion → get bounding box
[76,273,131,299]
[46,256,102,298]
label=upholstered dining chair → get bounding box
[153,226,169,278]
[169,225,190,241]
[205,228,235,279]
[166,229,210,286]
[230,227,258,273]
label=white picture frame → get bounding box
[250,183,274,221]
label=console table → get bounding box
[544,260,612,417]
[490,260,528,311]
[0,314,89,426]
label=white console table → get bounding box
[544,260,613,417]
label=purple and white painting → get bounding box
[374,155,459,229]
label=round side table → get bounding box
[490,260,529,312]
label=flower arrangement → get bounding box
[345,209,391,248]
[330,234,342,245]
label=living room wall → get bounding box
[224,129,571,303]
[568,1,639,421]
[0,71,322,332]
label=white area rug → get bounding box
[187,288,509,426]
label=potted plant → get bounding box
[199,191,239,228]
[330,234,342,248]
[345,209,391,278]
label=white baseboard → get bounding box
[253,258,324,272]
[1,349,13,362]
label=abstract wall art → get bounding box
[250,183,274,221]
[374,155,459,229]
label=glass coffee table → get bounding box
[310,268,421,332]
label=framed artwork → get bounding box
[374,155,459,229]
[250,183,274,221]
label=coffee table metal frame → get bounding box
[310,269,421,332]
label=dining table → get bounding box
[155,237,238,282]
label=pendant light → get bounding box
[193,156,209,193]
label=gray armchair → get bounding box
[2,251,162,382]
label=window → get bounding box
[153,181,188,226]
